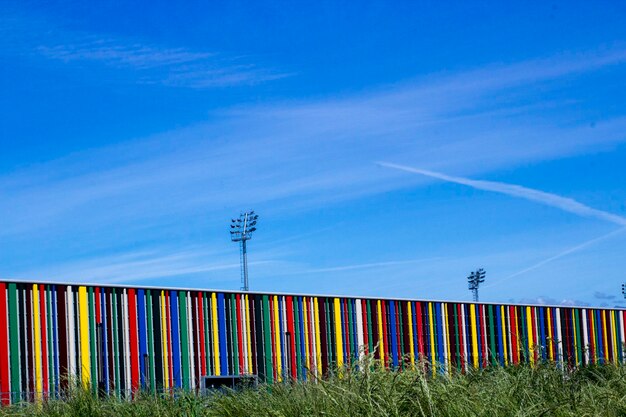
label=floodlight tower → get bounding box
[467,268,486,302]
[230,211,258,291]
[622,283,626,299]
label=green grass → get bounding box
[3,359,626,416]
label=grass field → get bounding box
[2,359,626,416]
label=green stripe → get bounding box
[178,291,190,390]
[47,287,54,393]
[262,295,273,383]
[8,283,20,402]
[574,309,583,366]
[88,288,98,394]
[231,294,239,375]
[112,289,120,397]
[488,305,496,366]
[146,290,156,393]
[325,298,333,365]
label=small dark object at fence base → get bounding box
[201,375,258,392]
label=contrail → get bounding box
[484,227,626,288]
[378,162,626,226]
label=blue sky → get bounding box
[1,1,626,307]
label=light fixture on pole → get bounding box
[230,210,259,291]
[622,283,626,299]
[467,268,486,303]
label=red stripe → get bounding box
[286,297,296,379]
[127,289,139,392]
[416,302,425,360]
[197,293,206,376]
[39,285,49,396]
[457,304,465,372]
[0,283,10,405]
[509,306,518,364]
[95,288,101,324]
[343,299,350,361]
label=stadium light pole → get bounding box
[622,283,626,299]
[467,268,486,302]
[230,210,259,291]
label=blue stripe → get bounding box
[412,302,419,361]
[217,293,228,374]
[169,291,182,387]
[298,297,307,380]
[389,300,398,367]
[595,310,604,364]
[137,289,147,387]
[52,285,60,397]
[435,303,444,371]
[496,305,504,366]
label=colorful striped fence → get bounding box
[0,280,625,404]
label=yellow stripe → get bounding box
[428,303,435,372]
[211,293,221,375]
[501,306,508,365]
[547,308,554,361]
[314,297,322,376]
[526,306,534,366]
[376,300,384,364]
[303,297,310,370]
[160,291,169,389]
[32,285,43,399]
[334,298,344,368]
[78,286,90,388]
[273,296,282,381]
[470,304,479,369]
[407,302,415,367]
[611,311,618,364]
[245,295,253,374]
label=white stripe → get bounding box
[187,292,195,389]
[355,299,364,361]
[555,308,563,365]
[123,290,131,394]
[66,286,76,378]
[582,309,589,364]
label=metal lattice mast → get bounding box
[467,268,486,302]
[230,211,258,291]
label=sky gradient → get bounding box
[2,1,626,307]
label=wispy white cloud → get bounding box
[485,227,626,287]
[8,247,277,285]
[287,258,441,274]
[378,162,626,227]
[36,38,289,88]
[2,47,626,292]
